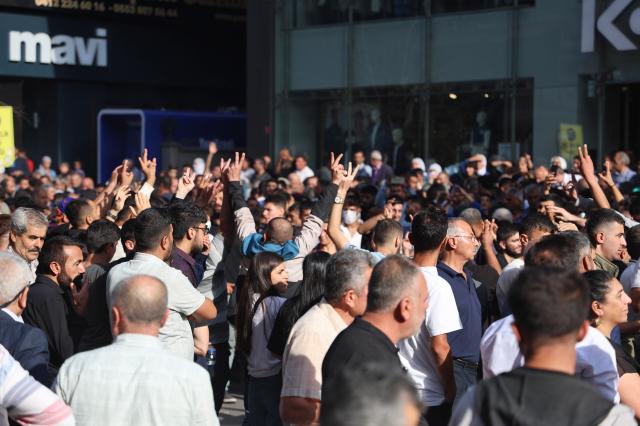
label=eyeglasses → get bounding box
[194,226,210,233]
[452,234,479,243]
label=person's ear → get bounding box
[50,261,62,276]
[343,289,356,309]
[17,287,29,310]
[111,306,122,337]
[9,231,16,244]
[511,322,522,344]
[160,234,170,251]
[187,227,196,241]
[596,232,605,245]
[498,241,507,251]
[520,234,528,248]
[397,298,411,322]
[591,300,604,319]
[159,308,170,328]
[576,320,589,343]
[124,240,135,252]
[106,243,116,259]
[263,233,269,243]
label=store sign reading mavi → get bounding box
[582,0,640,52]
[8,28,107,67]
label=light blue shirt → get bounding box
[56,333,218,426]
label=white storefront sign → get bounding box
[8,28,108,67]
[582,0,640,52]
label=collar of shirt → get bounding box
[353,317,399,355]
[172,247,196,268]
[34,274,65,295]
[1,308,23,323]
[133,252,168,266]
[437,261,473,282]
[113,333,163,349]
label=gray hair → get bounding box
[112,275,168,324]
[459,208,483,226]
[320,362,419,426]
[11,208,48,235]
[324,249,375,303]
[562,231,593,260]
[0,252,31,305]
[616,151,631,166]
[492,207,514,223]
[366,255,421,313]
[446,218,470,237]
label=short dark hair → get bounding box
[372,219,403,247]
[586,208,625,246]
[411,206,448,252]
[496,221,519,243]
[0,214,10,236]
[65,199,92,228]
[320,362,419,426]
[366,255,420,312]
[265,217,293,244]
[36,236,85,275]
[518,213,555,237]
[86,220,120,253]
[509,267,590,349]
[134,208,172,252]
[168,201,208,241]
[344,197,361,209]
[524,232,588,272]
[627,225,640,260]
[120,218,137,246]
[264,193,288,212]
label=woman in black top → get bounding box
[585,270,640,417]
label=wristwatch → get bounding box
[334,195,344,204]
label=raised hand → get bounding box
[138,149,157,186]
[578,144,595,179]
[227,152,245,182]
[220,157,232,177]
[118,160,134,187]
[208,141,218,155]
[337,161,360,194]
[113,185,132,213]
[598,160,616,188]
[330,152,345,185]
[176,169,197,199]
[481,219,497,246]
[129,192,151,218]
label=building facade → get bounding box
[0,1,246,178]
[250,0,640,168]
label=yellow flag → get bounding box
[0,106,15,168]
[558,123,583,162]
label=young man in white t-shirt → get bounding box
[398,207,462,426]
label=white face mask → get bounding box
[342,210,360,225]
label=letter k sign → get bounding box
[582,0,640,52]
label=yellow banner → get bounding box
[0,106,15,168]
[558,123,583,162]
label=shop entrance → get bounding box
[606,83,640,159]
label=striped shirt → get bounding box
[0,344,74,425]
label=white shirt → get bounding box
[295,166,315,183]
[248,296,286,378]
[1,308,22,323]
[398,266,462,407]
[480,315,619,403]
[495,259,525,315]
[340,224,363,248]
[55,333,218,426]
[106,253,206,360]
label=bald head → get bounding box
[112,275,168,325]
[266,217,294,244]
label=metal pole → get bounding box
[423,0,432,161]
[345,1,355,163]
[510,0,519,162]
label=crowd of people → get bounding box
[0,140,640,426]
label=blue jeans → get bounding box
[246,374,283,426]
[453,359,478,405]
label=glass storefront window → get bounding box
[291,0,534,28]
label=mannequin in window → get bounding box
[368,109,392,159]
[325,108,345,158]
[390,128,413,175]
[469,110,491,156]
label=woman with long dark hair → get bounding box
[585,270,640,418]
[236,252,288,426]
[268,251,331,357]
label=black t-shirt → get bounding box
[321,317,403,397]
[475,367,613,426]
[609,339,640,377]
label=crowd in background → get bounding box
[0,140,640,425]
